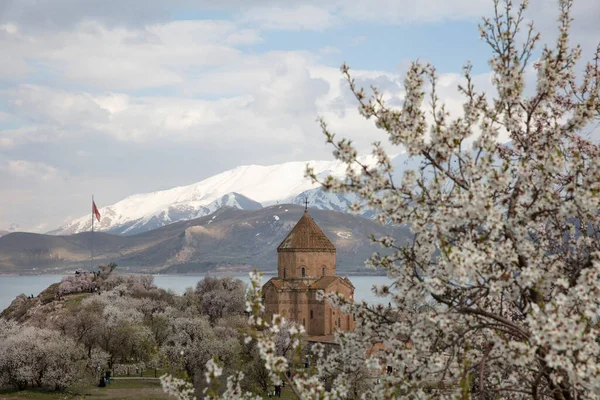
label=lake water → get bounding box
[0,274,391,311]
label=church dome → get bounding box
[277,210,336,252]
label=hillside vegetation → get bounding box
[0,265,292,398]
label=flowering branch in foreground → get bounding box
[164,0,600,399]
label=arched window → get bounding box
[301,267,305,277]
[322,267,325,276]
[283,268,286,279]
[310,310,313,319]
[303,318,306,327]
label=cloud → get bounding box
[5,85,110,127]
[2,59,330,145]
[0,126,57,150]
[0,20,257,90]
[0,0,174,32]
[336,0,490,24]
[319,46,341,55]
[241,5,337,31]
[1,160,60,181]
[0,0,598,233]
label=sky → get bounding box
[0,0,599,233]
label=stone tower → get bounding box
[262,207,355,337]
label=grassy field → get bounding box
[113,369,173,379]
[260,388,297,399]
[0,378,170,400]
[62,293,93,310]
[0,377,302,399]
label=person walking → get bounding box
[105,370,111,385]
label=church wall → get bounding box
[323,303,355,333]
[277,251,336,279]
[307,291,325,336]
[334,281,356,331]
[292,290,310,330]
[320,282,356,334]
[263,281,356,335]
[263,284,281,318]
[264,287,311,330]
[277,290,292,320]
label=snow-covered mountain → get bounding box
[287,188,378,219]
[51,155,407,236]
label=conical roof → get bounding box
[278,210,336,252]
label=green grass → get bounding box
[1,378,299,399]
[0,387,69,399]
[0,379,169,400]
[113,369,166,378]
[260,387,297,399]
[104,380,163,390]
[63,293,92,309]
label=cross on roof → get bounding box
[304,197,308,212]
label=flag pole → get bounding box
[91,194,94,271]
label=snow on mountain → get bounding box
[51,155,403,236]
[287,188,358,212]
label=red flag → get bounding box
[92,201,101,222]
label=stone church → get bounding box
[262,207,355,337]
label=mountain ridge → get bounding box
[1,205,410,275]
[50,155,410,236]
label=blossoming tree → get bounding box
[163,0,600,398]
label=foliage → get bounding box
[0,324,84,391]
[58,263,119,296]
[193,277,247,324]
[59,273,97,296]
[305,0,597,398]
[160,0,600,399]
[1,274,265,397]
[102,273,154,293]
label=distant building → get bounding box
[262,207,355,337]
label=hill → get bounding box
[0,205,409,275]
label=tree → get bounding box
[52,301,105,358]
[304,0,599,398]
[59,273,97,295]
[0,326,84,391]
[84,286,156,367]
[162,316,242,388]
[162,0,600,399]
[194,277,246,324]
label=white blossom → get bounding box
[166,0,600,398]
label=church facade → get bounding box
[262,208,355,336]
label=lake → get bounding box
[0,274,392,311]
